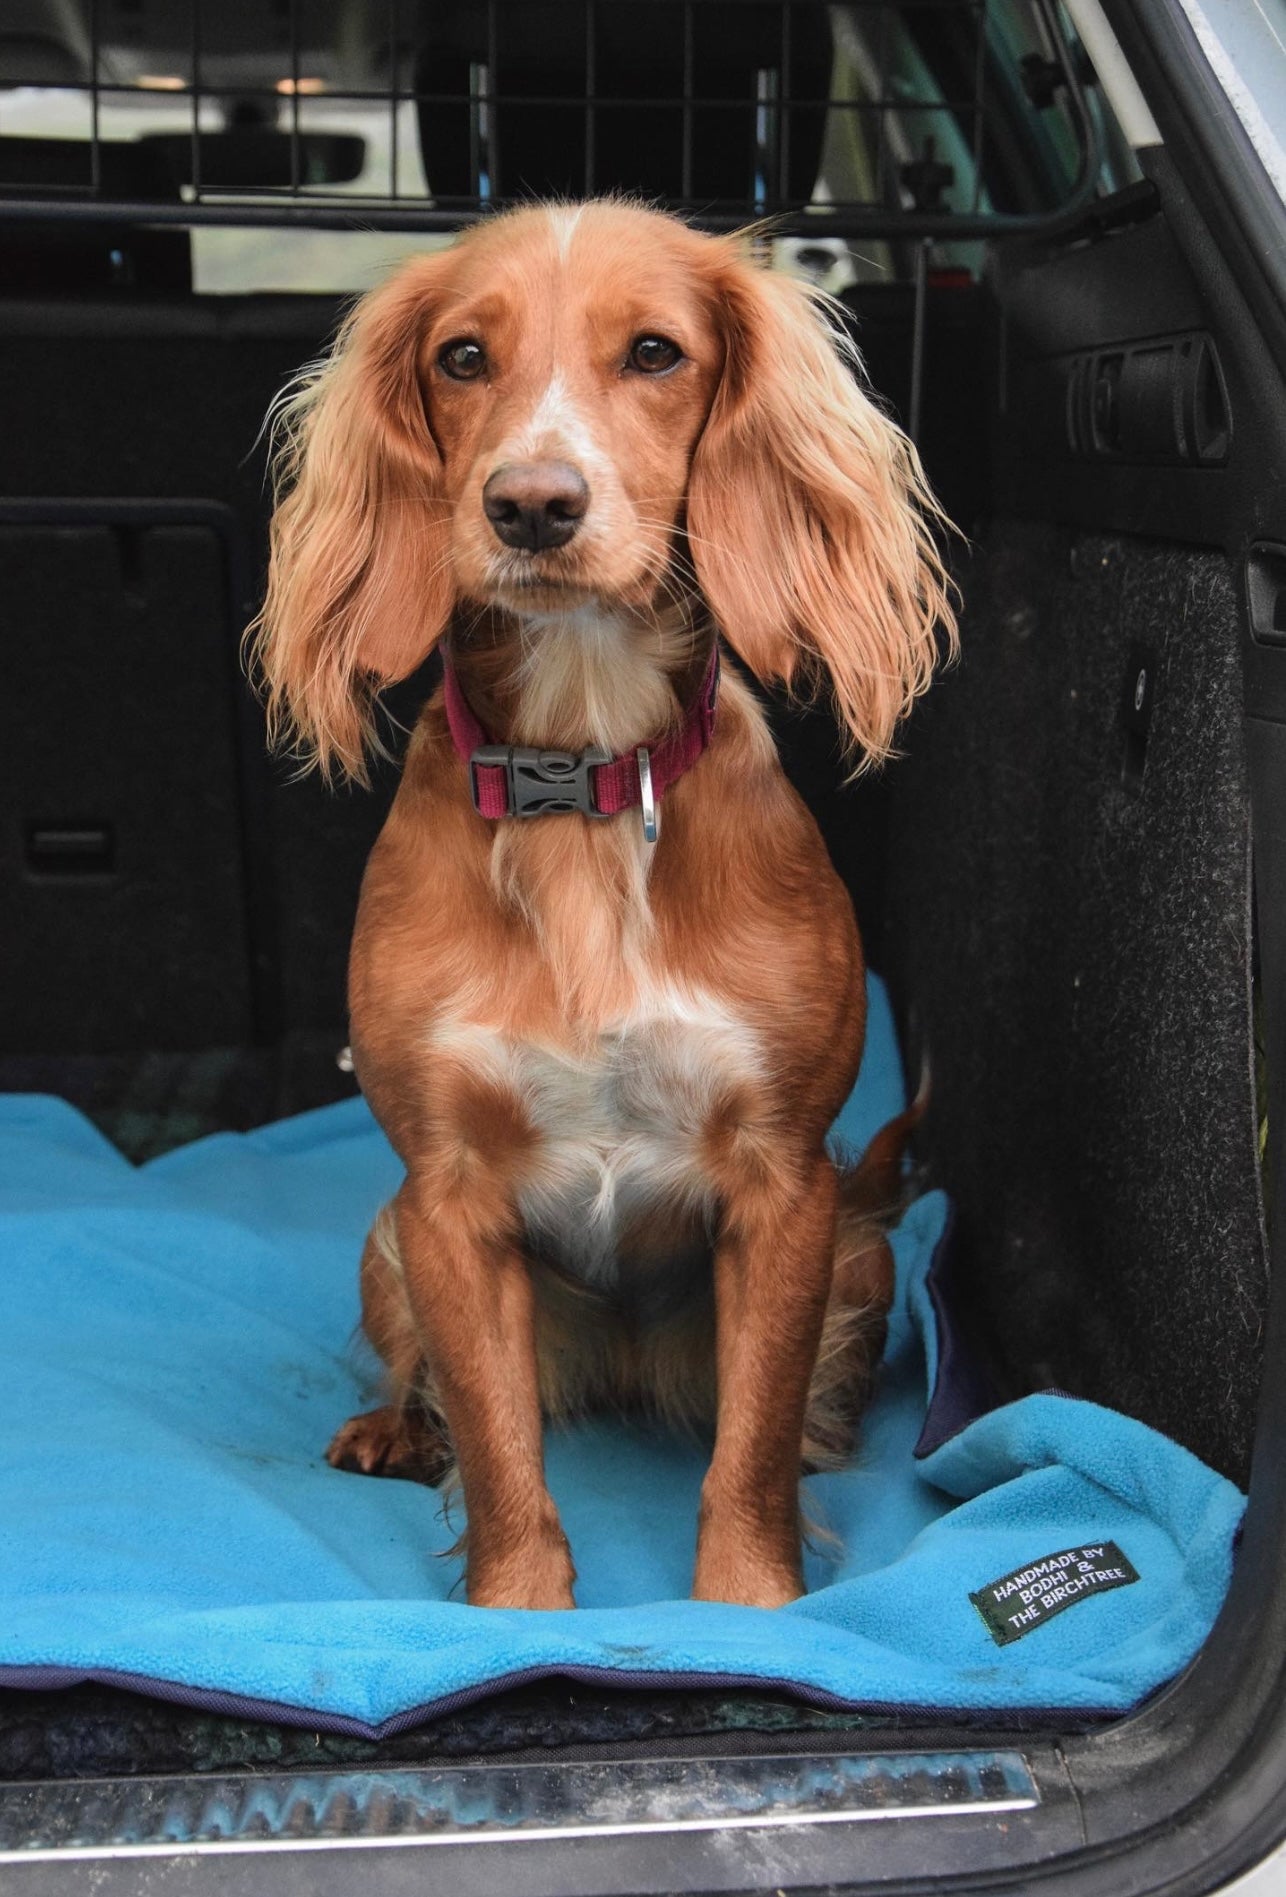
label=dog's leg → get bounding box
[389,1181,576,1610]
[326,1208,454,1485]
[693,1153,838,1607]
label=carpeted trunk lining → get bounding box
[886,523,1267,1486]
[0,1036,358,1166]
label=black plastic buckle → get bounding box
[470,744,613,818]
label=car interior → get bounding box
[3,2,1286,1891]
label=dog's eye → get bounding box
[438,339,487,381]
[628,335,683,375]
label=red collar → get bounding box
[442,645,720,829]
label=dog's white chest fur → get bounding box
[434,985,761,1284]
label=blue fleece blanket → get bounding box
[0,982,1244,1734]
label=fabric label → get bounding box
[970,1542,1140,1646]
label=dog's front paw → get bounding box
[326,1405,452,1486]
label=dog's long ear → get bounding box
[248,255,454,782]
[687,250,957,768]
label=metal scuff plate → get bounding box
[0,1750,1038,1861]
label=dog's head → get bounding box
[252,200,955,780]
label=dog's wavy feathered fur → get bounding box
[250,201,955,1610]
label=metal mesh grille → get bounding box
[0,0,1100,235]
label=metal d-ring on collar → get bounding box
[636,747,659,845]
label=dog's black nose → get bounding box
[483,461,589,552]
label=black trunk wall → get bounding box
[886,519,1267,1484]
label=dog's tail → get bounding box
[836,1083,927,1230]
[801,1084,928,1488]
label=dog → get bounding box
[251,200,955,1610]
